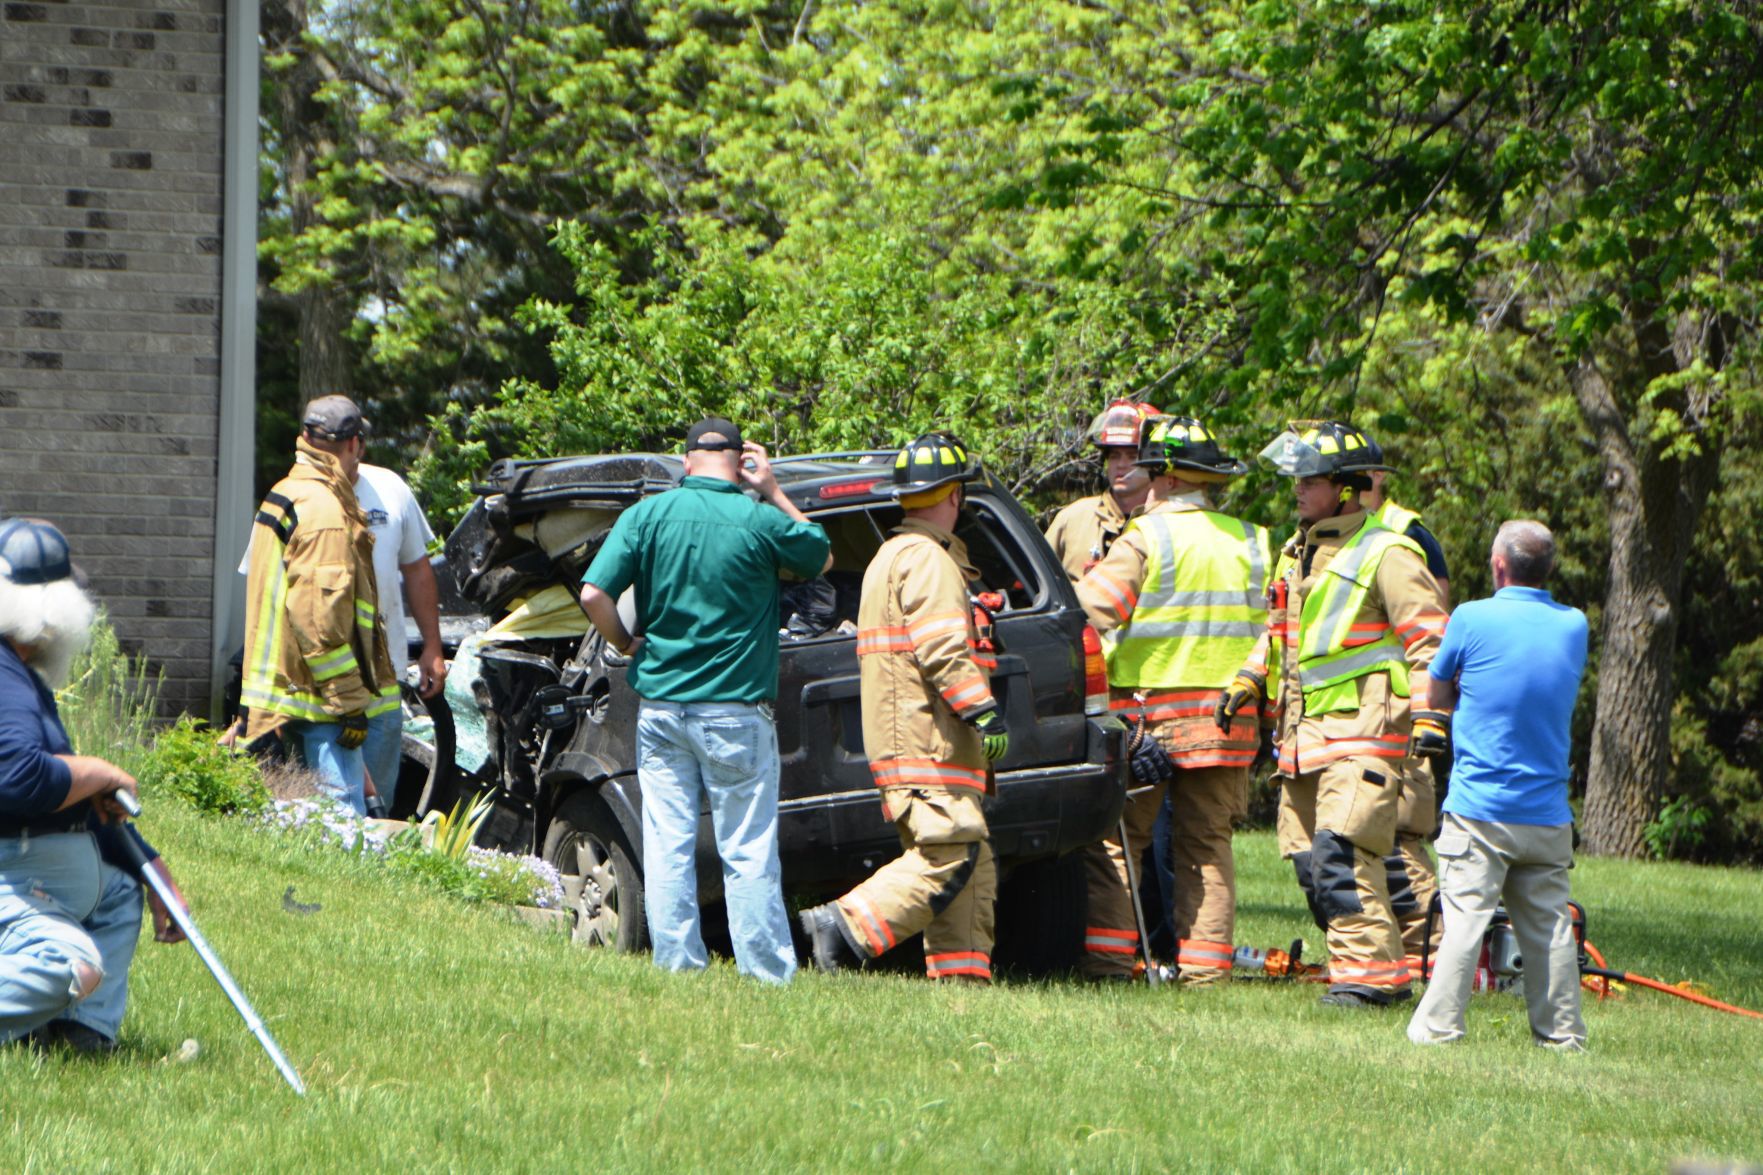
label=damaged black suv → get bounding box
[405,451,1126,970]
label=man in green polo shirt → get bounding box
[578,417,832,984]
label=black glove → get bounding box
[1410,710,1450,760]
[970,708,1009,762]
[337,712,369,750]
[1213,669,1266,735]
[1127,721,1175,786]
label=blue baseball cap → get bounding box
[0,518,75,586]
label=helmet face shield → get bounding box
[1259,430,1333,478]
[1259,421,1394,478]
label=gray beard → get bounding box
[28,629,88,690]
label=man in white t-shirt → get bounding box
[238,396,447,810]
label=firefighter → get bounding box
[1363,445,1453,980]
[241,409,400,814]
[799,433,1007,983]
[1045,400,1163,582]
[1217,422,1448,1006]
[1074,417,1270,984]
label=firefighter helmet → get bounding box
[1085,399,1161,450]
[1133,416,1248,478]
[1258,420,1395,480]
[890,432,982,499]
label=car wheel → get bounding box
[543,792,647,952]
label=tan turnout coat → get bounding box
[242,438,398,740]
[856,519,996,814]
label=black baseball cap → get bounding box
[684,417,743,453]
[302,395,370,442]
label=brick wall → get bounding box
[0,0,228,715]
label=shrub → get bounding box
[56,613,161,778]
[137,716,272,817]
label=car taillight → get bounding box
[1081,624,1109,716]
[819,479,881,499]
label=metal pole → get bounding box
[114,793,306,1095]
[1116,813,1161,987]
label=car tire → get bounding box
[992,851,1087,977]
[543,791,647,953]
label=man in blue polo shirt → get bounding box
[1408,520,1590,1050]
[578,418,831,984]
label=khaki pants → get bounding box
[1081,763,1245,983]
[1408,813,1584,1047]
[1277,760,1411,997]
[835,788,997,982]
[1388,758,1440,969]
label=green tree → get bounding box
[1170,0,1763,855]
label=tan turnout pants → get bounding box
[1081,762,1246,984]
[1277,759,1412,997]
[1390,758,1441,971]
[834,787,997,982]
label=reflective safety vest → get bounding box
[1283,523,1424,714]
[1108,509,1272,690]
[1371,500,1423,539]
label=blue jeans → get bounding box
[0,832,144,1043]
[636,700,796,985]
[291,721,367,815]
[363,707,402,812]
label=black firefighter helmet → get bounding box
[1133,416,1249,480]
[890,431,982,500]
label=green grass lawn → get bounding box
[4,805,1761,1173]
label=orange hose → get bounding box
[1613,971,1763,1020]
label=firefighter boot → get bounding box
[799,903,862,974]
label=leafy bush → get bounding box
[56,613,161,778]
[1643,794,1713,861]
[136,717,272,817]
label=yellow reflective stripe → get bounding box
[242,541,291,706]
[1297,637,1407,691]
[305,645,359,683]
[355,599,376,627]
[240,686,332,723]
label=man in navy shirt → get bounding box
[1408,520,1589,1050]
[0,519,186,1052]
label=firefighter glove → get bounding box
[1213,669,1266,735]
[337,712,369,750]
[1128,722,1175,786]
[970,708,1010,762]
[1410,710,1450,760]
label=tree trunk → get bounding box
[1572,325,1720,856]
[296,284,353,405]
[264,0,353,407]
